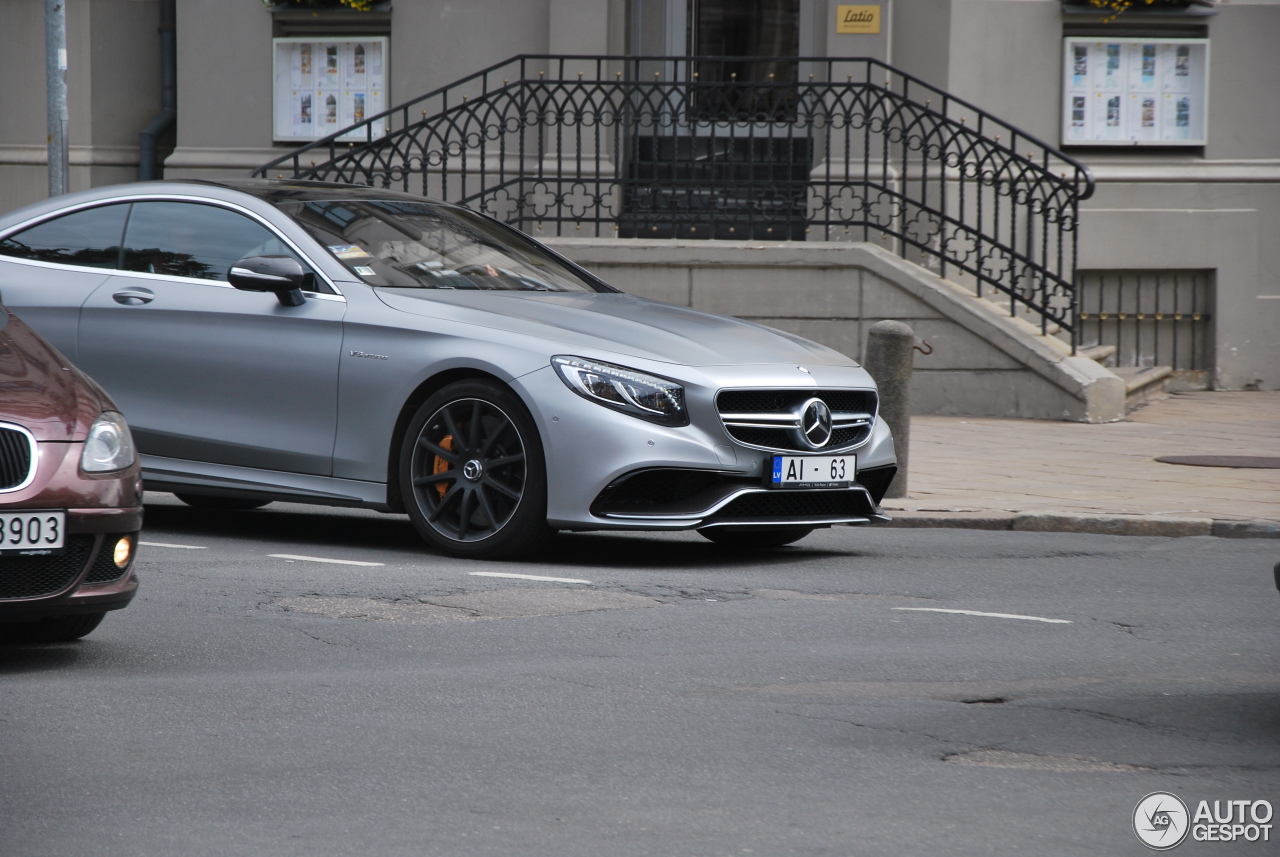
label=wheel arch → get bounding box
[384,367,518,513]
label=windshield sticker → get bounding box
[329,244,371,260]
[354,265,376,276]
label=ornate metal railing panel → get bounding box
[255,55,1095,340]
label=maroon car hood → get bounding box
[0,308,108,441]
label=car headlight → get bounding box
[81,411,137,473]
[552,356,688,426]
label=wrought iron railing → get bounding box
[254,55,1095,340]
[1077,269,1212,372]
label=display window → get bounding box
[1061,37,1208,146]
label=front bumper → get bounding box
[0,521,140,620]
[1,442,143,620]
[515,362,897,532]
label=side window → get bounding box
[0,204,129,268]
[121,202,309,283]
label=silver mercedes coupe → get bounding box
[0,180,896,558]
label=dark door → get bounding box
[620,0,811,240]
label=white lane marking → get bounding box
[269,554,385,567]
[469,571,591,584]
[892,607,1071,624]
[139,541,207,550]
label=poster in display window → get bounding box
[1061,37,1208,146]
[272,37,387,143]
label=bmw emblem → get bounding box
[798,398,833,449]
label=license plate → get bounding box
[767,454,856,489]
[0,511,66,555]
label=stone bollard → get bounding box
[863,320,914,499]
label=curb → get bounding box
[872,511,1280,539]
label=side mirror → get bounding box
[228,255,312,307]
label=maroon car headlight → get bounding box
[80,411,137,473]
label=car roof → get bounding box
[186,178,447,207]
[0,178,459,235]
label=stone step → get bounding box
[1114,365,1173,410]
[1114,365,1173,394]
[1079,344,1117,363]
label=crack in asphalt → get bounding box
[781,711,1207,776]
[1095,618,1170,642]
[414,599,482,618]
[615,585,752,602]
[780,709,973,749]
[291,627,348,647]
[942,749,1152,773]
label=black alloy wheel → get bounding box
[699,526,815,549]
[400,380,554,559]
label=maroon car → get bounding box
[0,302,142,643]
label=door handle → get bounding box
[112,287,155,306]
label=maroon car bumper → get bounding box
[0,506,142,621]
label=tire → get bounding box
[400,379,555,559]
[0,612,105,644]
[699,526,815,549]
[174,493,272,511]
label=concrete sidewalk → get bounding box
[878,391,1280,538]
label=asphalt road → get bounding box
[3,496,1278,856]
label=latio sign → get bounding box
[836,5,880,35]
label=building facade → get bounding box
[1,0,1276,394]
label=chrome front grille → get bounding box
[716,389,877,453]
[0,424,36,492]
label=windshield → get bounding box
[278,198,607,292]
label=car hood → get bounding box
[374,290,856,367]
[0,309,108,441]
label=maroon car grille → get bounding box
[0,426,34,490]
[0,535,94,598]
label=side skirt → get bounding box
[141,455,392,511]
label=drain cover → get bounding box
[1156,455,1280,469]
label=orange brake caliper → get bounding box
[434,435,453,498]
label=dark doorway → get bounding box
[620,0,811,241]
[690,0,800,121]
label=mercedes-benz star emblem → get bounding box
[798,398,833,449]
[462,459,485,481]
